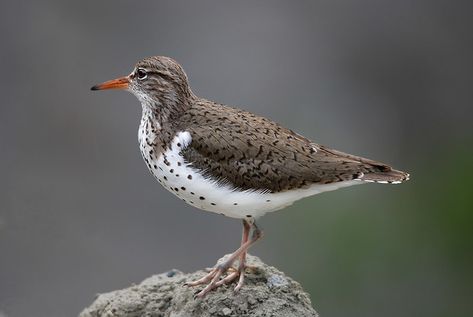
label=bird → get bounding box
[91,56,409,297]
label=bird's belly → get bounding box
[143,150,277,219]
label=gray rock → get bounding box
[79,254,318,317]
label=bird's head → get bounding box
[91,56,193,110]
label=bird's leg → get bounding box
[238,218,252,268]
[233,219,252,291]
[185,219,263,297]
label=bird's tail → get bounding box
[360,168,410,184]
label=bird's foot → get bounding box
[185,219,262,297]
[185,256,247,297]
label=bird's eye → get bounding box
[136,68,147,80]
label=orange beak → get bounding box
[91,76,129,91]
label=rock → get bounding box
[79,254,318,317]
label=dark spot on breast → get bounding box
[163,176,167,181]
[190,192,195,195]
[233,203,238,205]
[153,164,157,169]
[246,214,252,218]
[266,199,271,202]
[174,187,179,191]
[211,203,216,206]
[170,169,174,173]
[177,142,181,147]
[187,175,192,180]
[199,196,205,200]
[175,174,179,177]
[181,187,186,191]
[177,162,182,166]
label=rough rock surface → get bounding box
[79,254,318,317]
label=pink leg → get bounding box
[234,220,251,291]
[185,219,262,297]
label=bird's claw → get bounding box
[186,264,246,297]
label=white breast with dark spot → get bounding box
[139,127,362,219]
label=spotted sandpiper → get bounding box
[91,56,409,297]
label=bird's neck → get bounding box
[140,106,162,132]
[138,95,193,154]
[138,90,194,127]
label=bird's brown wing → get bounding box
[177,101,406,192]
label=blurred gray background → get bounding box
[1,1,472,316]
